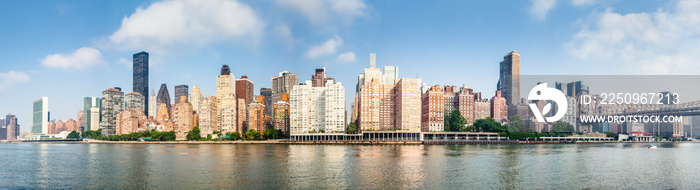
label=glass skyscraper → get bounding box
[174,85,189,103]
[83,97,101,132]
[133,51,149,116]
[32,97,49,134]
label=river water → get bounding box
[1,143,698,189]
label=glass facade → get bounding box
[133,51,149,116]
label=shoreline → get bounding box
[5,140,691,145]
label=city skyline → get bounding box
[2,0,700,132]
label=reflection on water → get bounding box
[1,143,700,189]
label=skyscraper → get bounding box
[174,85,189,103]
[235,76,254,105]
[190,85,203,113]
[260,88,272,116]
[0,118,5,140]
[125,92,145,111]
[174,96,194,141]
[312,68,326,87]
[274,94,290,133]
[497,51,520,106]
[32,97,49,134]
[100,88,124,136]
[219,94,237,134]
[290,80,345,134]
[383,66,399,85]
[199,96,219,137]
[148,88,156,117]
[133,51,149,116]
[83,97,101,131]
[156,83,171,119]
[271,71,298,119]
[6,114,18,140]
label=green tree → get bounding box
[230,132,241,140]
[508,115,525,133]
[346,122,357,134]
[444,113,451,132]
[474,117,506,132]
[245,129,261,140]
[187,126,202,140]
[207,134,212,140]
[446,110,467,132]
[67,131,80,139]
[550,122,575,133]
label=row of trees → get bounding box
[82,129,176,141]
[184,126,288,141]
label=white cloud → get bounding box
[41,47,105,69]
[0,71,30,91]
[274,24,300,49]
[305,36,343,58]
[566,1,700,74]
[529,0,556,21]
[118,58,132,68]
[277,0,366,25]
[337,51,356,62]
[102,0,265,53]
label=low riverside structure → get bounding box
[290,131,507,143]
[539,136,614,141]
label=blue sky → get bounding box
[2,0,699,132]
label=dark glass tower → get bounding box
[156,83,171,119]
[133,51,149,116]
[174,85,189,103]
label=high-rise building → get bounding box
[156,104,169,121]
[174,85,189,103]
[48,120,56,134]
[77,110,84,132]
[356,55,402,131]
[0,118,5,140]
[219,94,238,134]
[189,85,203,113]
[90,107,100,131]
[100,88,124,136]
[260,88,272,116]
[312,68,326,87]
[148,88,157,118]
[474,98,491,121]
[32,97,49,134]
[274,94,290,133]
[422,85,444,132]
[395,78,422,132]
[383,66,398,85]
[133,51,149,116]
[6,115,18,140]
[248,100,265,134]
[356,54,384,92]
[236,76,254,105]
[125,92,145,111]
[457,87,475,125]
[217,65,235,101]
[174,96,194,141]
[290,80,345,134]
[156,84,171,119]
[83,97,101,131]
[490,91,508,122]
[497,51,520,106]
[271,71,298,119]
[65,119,77,132]
[198,96,218,138]
[237,98,247,133]
[115,109,146,135]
